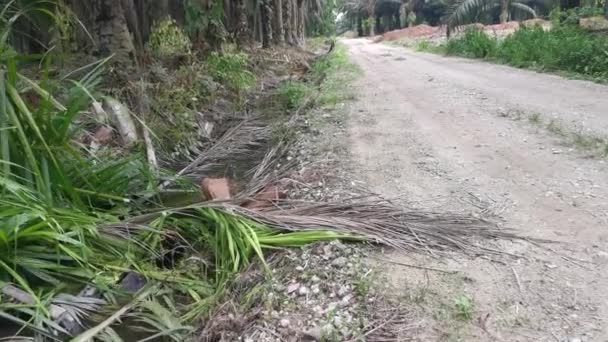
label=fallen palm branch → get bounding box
[200,199,520,255]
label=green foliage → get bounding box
[440,26,608,79]
[314,44,360,106]
[550,6,605,26]
[445,0,544,31]
[147,18,192,57]
[183,0,226,44]
[445,28,498,58]
[416,40,444,53]
[279,81,312,109]
[149,62,212,158]
[499,25,608,78]
[362,17,375,34]
[206,51,255,95]
[307,0,339,37]
[454,295,474,321]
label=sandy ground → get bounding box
[343,39,608,341]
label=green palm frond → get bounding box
[510,1,537,17]
[445,0,494,31]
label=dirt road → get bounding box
[343,39,608,341]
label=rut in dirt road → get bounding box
[343,39,608,341]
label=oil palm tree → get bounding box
[445,0,553,31]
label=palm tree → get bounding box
[445,0,549,31]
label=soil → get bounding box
[343,39,608,341]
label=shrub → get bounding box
[441,25,608,80]
[206,51,255,95]
[148,18,192,57]
[149,62,212,158]
[550,6,605,26]
[445,28,497,58]
[498,25,608,78]
[279,81,311,109]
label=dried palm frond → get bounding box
[235,141,295,202]
[203,199,521,255]
[159,120,270,191]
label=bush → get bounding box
[499,25,608,78]
[148,18,192,57]
[550,6,605,26]
[445,28,498,58]
[206,51,255,95]
[441,25,608,79]
[278,81,311,109]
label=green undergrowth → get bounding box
[146,49,255,159]
[272,43,360,144]
[419,24,608,81]
[0,9,350,341]
[278,80,313,110]
[276,43,360,112]
[314,43,361,106]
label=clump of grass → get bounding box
[445,28,498,58]
[147,17,192,57]
[546,119,566,137]
[573,132,596,148]
[278,80,312,110]
[314,44,361,106]
[528,112,542,124]
[602,143,608,156]
[454,295,474,321]
[206,51,256,96]
[416,40,444,53]
[149,61,211,158]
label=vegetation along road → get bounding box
[344,38,608,341]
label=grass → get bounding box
[454,295,474,321]
[278,80,312,110]
[314,44,362,107]
[527,112,541,124]
[419,24,608,81]
[206,51,256,96]
[501,110,608,156]
[272,42,360,143]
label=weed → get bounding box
[148,17,192,57]
[148,62,211,158]
[314,45,361,107]
[528,112,541,124]
[416,40,446,54]
[454,295,474,321]
[551,6,605,26]
[206,51,255,96]
[355,273,372,297]
[445,28,498,58]
[438,25,608,80]
[573,132,596,148]
[546,119,566,137]
[416,40,431,51]
[278,81,312,110]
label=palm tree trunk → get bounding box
[499,0,509,23]
[295,0,305,46]
[261,0,273,48]
[235,0,250,47]
[94,0,136,65]
[283,0,294,44]
[273,0,285,45]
